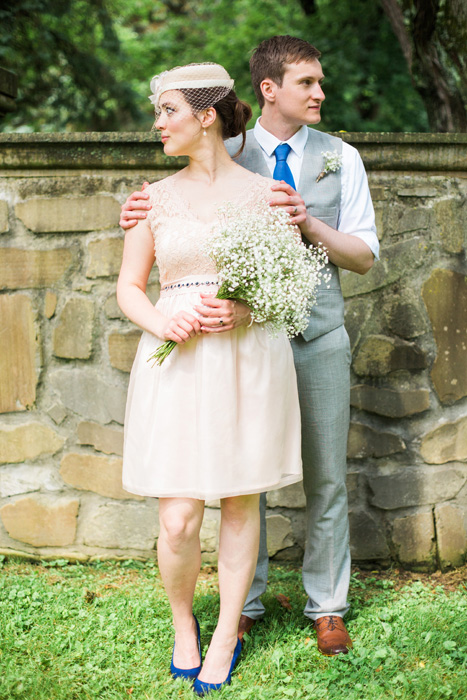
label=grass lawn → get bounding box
[0,556,466,700]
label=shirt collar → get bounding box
[254,118,308,157]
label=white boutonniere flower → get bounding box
[316,150,343,182]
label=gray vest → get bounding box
[226,128,344,341]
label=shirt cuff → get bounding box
[348,229,380,261]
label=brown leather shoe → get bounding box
[314,615,353,656]
[237,614,257,642]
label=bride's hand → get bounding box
[195,295,251,333]
[163,310,201,344]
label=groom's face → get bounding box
[270,60,325,126]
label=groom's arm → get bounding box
[270,144,379,275]
[294,213,375,275]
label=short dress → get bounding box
[122,172,302,501]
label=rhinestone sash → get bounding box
[159,275,219,298]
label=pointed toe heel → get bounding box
[171,615,202,681]
[193,637,242,696]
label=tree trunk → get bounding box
[380,0,467,132]
[297,0,317,15]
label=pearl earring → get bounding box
[203,129,207,136]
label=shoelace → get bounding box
[316,615,340,631]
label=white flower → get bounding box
[316,150,343,182]
[205,204,328,338]
[149,204,328,365]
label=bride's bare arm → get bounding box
[117,219,201,343]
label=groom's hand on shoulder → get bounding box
[120,182,152,230]
[268,181,307,227]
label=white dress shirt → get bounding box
[254,118,380,259]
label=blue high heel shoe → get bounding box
[193,637,242,695]
[171,615,202,681]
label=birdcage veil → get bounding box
[149,62,234,116]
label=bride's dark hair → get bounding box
[180,88,252,156]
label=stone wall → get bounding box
[0,133,466,570]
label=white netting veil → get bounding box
[149,62,234,116]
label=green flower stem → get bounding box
[147,339,177,367]
[146,284,247,366]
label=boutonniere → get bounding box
[316,150,343,182]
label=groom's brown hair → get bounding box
[250,35,321,108]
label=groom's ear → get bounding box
[260,78,277,104]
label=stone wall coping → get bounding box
[1,132,466,172]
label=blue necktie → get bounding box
[273,143,296,189]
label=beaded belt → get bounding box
[159,275,219,298]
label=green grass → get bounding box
[0,557,466,700]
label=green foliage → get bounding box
[0,0,140,131]
[1,0,429,132]
[0,560,466,699]
[380,0,467,131]
[111,0,429,132]
[111,0,312,130]
[304,0,429,132]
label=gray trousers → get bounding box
[243,324,351,621]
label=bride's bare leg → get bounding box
[158,497,205,669]
[197,493,260,684]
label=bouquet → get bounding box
[148,205,328,366]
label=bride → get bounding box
[117,62,302,695]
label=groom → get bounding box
[120,35,379,656]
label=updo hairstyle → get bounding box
[180,88,252,155]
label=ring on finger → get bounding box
[293,206,298,215]
[219,318,224,325]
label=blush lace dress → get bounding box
[122,172,302,500]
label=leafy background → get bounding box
[1,0,431,133]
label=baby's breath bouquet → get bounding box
[148,205,328,366]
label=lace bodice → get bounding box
[146,173,276,286]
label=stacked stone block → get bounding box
[341,159,467,571]
[0,163,162,561]
[0,133,465,570]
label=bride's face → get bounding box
[155,90,202,156]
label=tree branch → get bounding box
[379,0,413,70]
[382,0,467,131]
